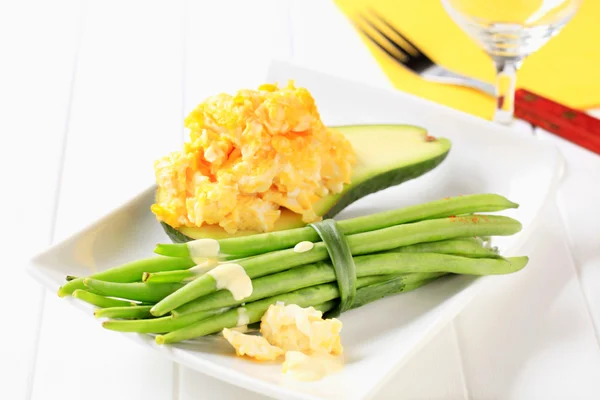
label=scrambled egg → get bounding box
[260,302,343,355]
[222,328,284,361]
[221,303,344,380]
[151,81,356,234]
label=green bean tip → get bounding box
[514,255,529,267]
[149,306,162,317]
[155,335,165,345]
[153,244,170,257]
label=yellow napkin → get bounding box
[334,0,600,119]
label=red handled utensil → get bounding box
[515,89,600,156]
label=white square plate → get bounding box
[28,60,563,400]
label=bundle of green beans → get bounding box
[58,193,529,345]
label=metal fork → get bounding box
[354,10,496,97]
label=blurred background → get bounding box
[337,0,598,119]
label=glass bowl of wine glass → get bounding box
[440,0,582,125]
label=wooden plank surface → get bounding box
[29,1,185,399]
[0,0,81,398]
[288,0,390,88]
[540,128,600,342]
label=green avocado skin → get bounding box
[161,221,195,243]
[323,151,449,219]
[158,124,451,243]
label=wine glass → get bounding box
[440,0,582,125]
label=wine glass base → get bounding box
[493,109,514,125]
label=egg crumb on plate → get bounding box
[151,81,356,234]
[221,328,284,361]
[221,302,344,381]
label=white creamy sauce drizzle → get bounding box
[191,256,208,265]
[187,238,220,257]
[190,257,220,276]
[236,307,250,326]
[283,351,344,382]
[293,241,314,253]
[207,263,253,301]
[229,325,249,333]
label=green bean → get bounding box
[347,215,520,256]
[350,273,446,309]
[72,289,136,308]
[389,238,500,258]
[143,269,196,284]
[154,245,190,258]
[156,285,333,344]
[102,308,229,333]
[58,256,196,297]
[173,252,524,316]
[66,275,78,282]
[172,262,337,316]
[83,279,184,303]
[309,300,338,314]
[354,253,528,276]
[94,305,154,319]
[155,194,518,258]
[105,273,440,338]
[157,239,489,288]
[143,258,226,283]
[156,274,425,344]
[151,214,522,316]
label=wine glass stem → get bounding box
[493,59,522,125]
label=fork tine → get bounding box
[354,23,409,65]
[354,15,409,64]
[366,8,430,61]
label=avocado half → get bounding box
[160,124,451,243]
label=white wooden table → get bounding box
[3,1,600,399]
